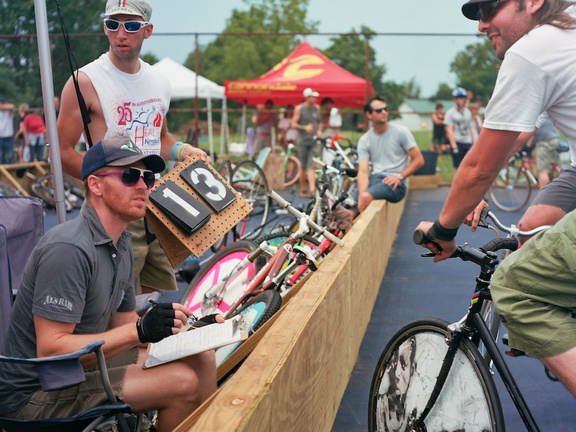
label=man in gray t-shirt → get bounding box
[355,95,424,213]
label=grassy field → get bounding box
[188,128,456,183]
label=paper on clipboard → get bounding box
[144,316,249,369]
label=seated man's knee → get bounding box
[358,191,374,212]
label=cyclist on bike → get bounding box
[416,0,576,398]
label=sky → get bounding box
[143,0,484,98]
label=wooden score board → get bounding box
[146,155,252,267]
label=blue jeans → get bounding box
[27,134,45,162]
[353,173,408,206]
[0,136,14,164]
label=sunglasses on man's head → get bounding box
[103,19,149,33]
[94,167,156,189]
[369,107,388,114]
[476,0,509,22]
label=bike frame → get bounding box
[413,245,540,432]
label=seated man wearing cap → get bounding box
[292,88,322,197]
[0,136,220,432]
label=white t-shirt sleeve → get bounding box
[483,52,551,132]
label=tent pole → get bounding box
[220,98,227,158]
[207,97,213,159]
[34,0,67,224]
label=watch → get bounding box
[394,173,404,181]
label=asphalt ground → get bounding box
[332,187,576,432]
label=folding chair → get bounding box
[0,341,132,432]
[0,196,44,349]
[0,197,136,432]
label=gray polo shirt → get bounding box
[0,202,136,414]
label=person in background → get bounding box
[57,0,208,295]
[353,95,424,214]
[469,101,483,143]
[431,102,449,166]
[0,97,15,164]
[252,99,277,157]
[277,104,298,150]
[445,87,474,169]
[292,88,322,197]
[531,118,562,187]
[0,137,219,432]
[22,105,46,162]
[320,97,342,138]
[14,104,29,163]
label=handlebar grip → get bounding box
[479,237,519,253]
[413,229,430,245]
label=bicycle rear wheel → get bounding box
[283,156,301,187]
[488,166,532,212]
[368,318,504,432]
[231,160,270,240]
[181,240,259,317]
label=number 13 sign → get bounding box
[146,156,252,266]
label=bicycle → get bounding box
[181,189,344,319]
[368,230,553,432]
[272,143,301,188]
[488,149,563,212]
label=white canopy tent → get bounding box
[152,57,228,157]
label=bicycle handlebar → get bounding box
[268,190,345,246]
[478,208,551,238]
[413,229,518,264]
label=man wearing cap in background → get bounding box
[444,87,474,170]
[0,97,15,165]
[416,0,576,397]
[292,88,322,197]
[58,0,208,295]
[0,136,219,431]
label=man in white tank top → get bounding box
[57,0,208,296]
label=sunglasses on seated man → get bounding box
[369,106,388,114]
[94,167,156,189]
[103,19,149,33]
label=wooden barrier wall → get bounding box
[175,197,406,432]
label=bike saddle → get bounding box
[293,244,319,271]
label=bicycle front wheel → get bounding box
[181,240,259,317]
[368,318,504,432]
[488,166,532,212]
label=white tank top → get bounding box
[80,53,171,155]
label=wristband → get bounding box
[170,141,193,162]
[394,173,404,181]
[427,220,459,242]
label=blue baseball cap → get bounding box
[81,136,165,180]
[452,87,468,98]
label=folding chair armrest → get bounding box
[0,340,105,391]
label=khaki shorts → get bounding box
[8,348,138,420]
[491,210,576,358]
[129,218,177,293]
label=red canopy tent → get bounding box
[224,42,373,107]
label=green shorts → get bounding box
[129,218,177,294]
[491,210,576,358]
[8,348,138,420]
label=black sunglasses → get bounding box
[476,0,509,22]
[103,19,149,33]
[369,107,388,114]
[95,167,156,189]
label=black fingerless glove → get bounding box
[136,302,176,343]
